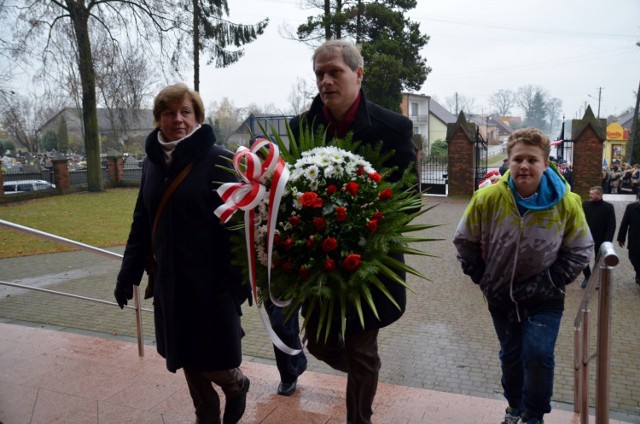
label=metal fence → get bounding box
[419,155,448,195]
[3,162,143,189]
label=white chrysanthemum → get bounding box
[304,165,320,181]
[323,164,339,179]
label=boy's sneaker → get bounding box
[517,418,543,424]
[502,407,520,424]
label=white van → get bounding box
[3,180,56,195]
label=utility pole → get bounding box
[588,87,602,118]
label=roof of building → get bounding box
[429,98,456,124]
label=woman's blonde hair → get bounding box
[152,83,205,127]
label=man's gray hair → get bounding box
[312,39,364,71]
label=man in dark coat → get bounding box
[289,39,416,424]
[499,158,509,175]
[617,197,640,285]
[115,84,250,424]
[581,186,616,287]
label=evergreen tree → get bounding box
[57,116,69,153]
[526,91,548,131]
[296,0,430,112]
[41,130,58,152]
[177,0,269,92]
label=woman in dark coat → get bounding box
[114,83,250,424]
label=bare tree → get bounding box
[287,77,314,115]
[489,89,515,116]
[445,92,476,116]
[208,97,244,147]
[93,41,158,152]
[2,1,177,191]
[0,91,58,153]
[546,97,562,135]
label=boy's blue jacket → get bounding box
[453,164,593,320]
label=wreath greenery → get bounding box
[223,123,437,341]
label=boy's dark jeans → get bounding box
[489,306,563,421]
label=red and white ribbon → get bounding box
[214,138,291,308]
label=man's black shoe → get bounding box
[581,278,588,289]
[223,377,250,424]
[277,379,297,396]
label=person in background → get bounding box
[453,127,593,424]
[499,158,509,175]
[289,39,416,424]
[602,166,611,194]
[617,196,640,285]
[631,164,639,194]
[609,161,622,194]
[114,83,251,424]
[581,186,616,288]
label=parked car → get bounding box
[3,180,56,195]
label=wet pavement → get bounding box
[1,194,639,422]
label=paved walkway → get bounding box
[1,322,632,424]
[1,195,639,423]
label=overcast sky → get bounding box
[195,0,640,121]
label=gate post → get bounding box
[51,158,70,194]
[447,112,478,197]
[571,106,606,197]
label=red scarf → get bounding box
[322,93,362,138]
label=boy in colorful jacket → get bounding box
[453,128,593,424]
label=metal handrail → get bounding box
[573,241,619,424]
[0,218,149,357]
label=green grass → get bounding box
[0,188,138,258]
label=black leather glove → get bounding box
[114,280,133,309]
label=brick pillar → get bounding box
[106,155,124,186]
[571,106,606,197]
[0,158,4,197]
[447,112,477,197]
[51,159,70,194]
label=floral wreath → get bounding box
[215,124,436,342]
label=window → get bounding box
[410,102,419,116]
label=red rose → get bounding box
[288,215,301,226]
[368,172,382,183]
[273,233,282,246]
[326,184,338,195]
[322,237,338,253]
[379,188,393,201]
[306,235,315,248]
[323,258,336,272]
[298,266,310,278]
[366,219,378,232]
[372,211,384,221]
[313,217,327,231]
[343,253,362,272]
[283,237,295,251]
[357,166,365,176]
[282,261,294,273]
[335,207,347,222]
[344,181,359,196]
[300,192,323,208]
